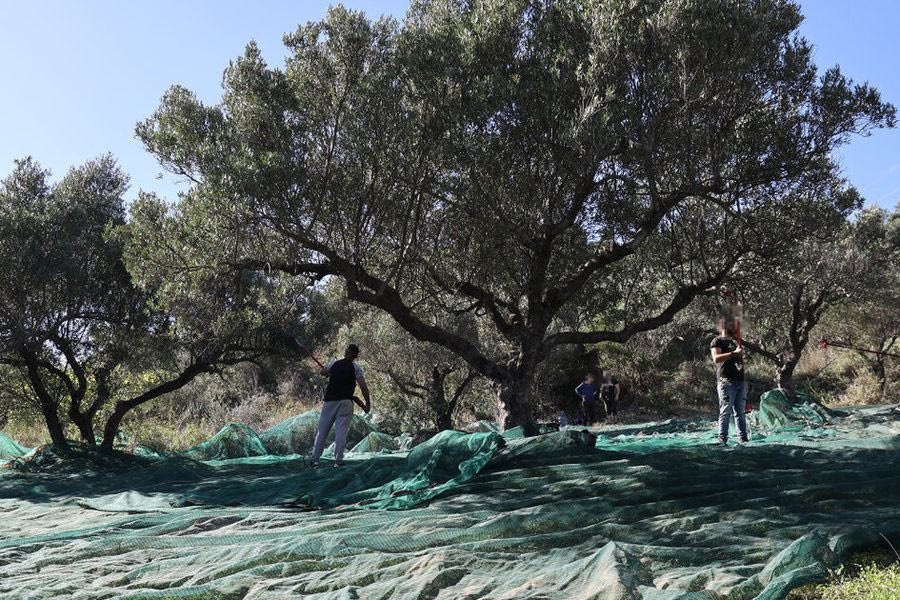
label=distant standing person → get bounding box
[599,371,621,423]
[710,317,748,444]
[310,344,372,467]
[575,373,599,425]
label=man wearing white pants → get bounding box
[310,344,371,467]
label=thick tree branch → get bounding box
[242,254,507,381]
[425,265,520,338]
[546,184,721,311]
[740,338,782,365]
[543,266,733,350]
[382,367,427,399]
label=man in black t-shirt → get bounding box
[310,344,372,467]
[710,317,748,444]
[599,371,620,423]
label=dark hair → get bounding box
[347,344,360,358]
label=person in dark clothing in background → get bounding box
[710,317,748,445]
[310,344,372,467]
[575,373,599,425]
[599,371,621,423]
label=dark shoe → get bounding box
[739,436,749,444]
[718,437,728,446]
[310,461,320,469]
[334,461,344,467]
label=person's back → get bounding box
[324,358,357,402]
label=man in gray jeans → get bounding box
[310,344,372,467]
[710,318,748,444]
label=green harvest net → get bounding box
[1,397,898,599]
[258,411,375,456]
[350,432,401,454]
[181,423,268,462]
[0,433,30,461]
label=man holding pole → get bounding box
[710,314,749,445]
[310,343,372,467]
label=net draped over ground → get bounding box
[0,394,898,599]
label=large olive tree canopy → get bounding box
[138,0,894,428]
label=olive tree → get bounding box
[818,206,900,395]
[0,156,142,447]
[0,158,270,451]
[741,205,898,400]
[137,0,894,429]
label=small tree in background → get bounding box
[816,205,900,398]
[741,206,897,400]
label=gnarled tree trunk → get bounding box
[428,367,453,431]
[496,370,536,432]
[21,349,68,449]
[775,360,798,402]
[429,367,478,431]
[101,403,129,452]
[69,411,96,446]
[67,361,115,446]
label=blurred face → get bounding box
[602,371,610,380]
[586,374,594,383]
[719,318,734,336]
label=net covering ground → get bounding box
[0,395,897,599]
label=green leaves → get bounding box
[0,155,133,347]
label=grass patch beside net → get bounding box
[788,547,900,600]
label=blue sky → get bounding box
[1,1,897,210]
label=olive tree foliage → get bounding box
[812,205,900,397]
[739,205,898,400]
[0,156,146,448]
[0,157,274,451]
[137,0,894,429]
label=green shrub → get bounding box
[661,359,716,407]
[789,549,900,600]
